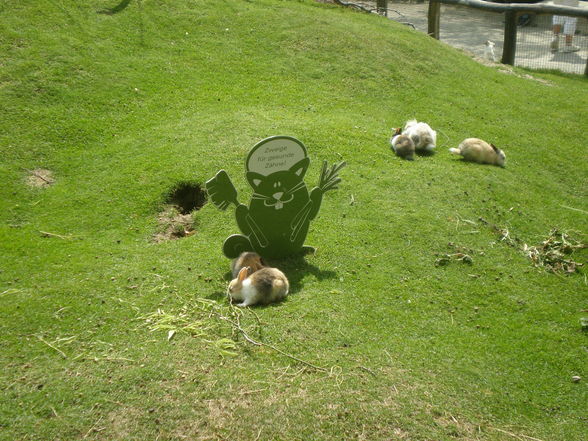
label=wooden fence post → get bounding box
[428,0,441,39]
[377,0,388,16]
[501,10,518,65]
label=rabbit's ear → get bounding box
[238,267,249,282]
[490,143,499,153]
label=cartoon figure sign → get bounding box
[205,136,345,259]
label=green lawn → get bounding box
[1,0,587,440]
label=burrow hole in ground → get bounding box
[166,181,207,214]
[155,181,207,242]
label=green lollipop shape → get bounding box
[205,136,345,259]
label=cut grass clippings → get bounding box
[142,298,330,371]
[482,216,587,274]
[522,229,586,274]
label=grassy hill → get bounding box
[1,0,586,440]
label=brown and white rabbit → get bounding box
[449,138,506,167]
[231,251,265,278]
[403,119,437,152]
[390,128,415,161]
[227,266,289,307]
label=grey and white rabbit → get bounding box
[231,251,265,278]
[449,138,506,167]
[227,266,289,307]
[390,127,415,160]
[403,119,437,152]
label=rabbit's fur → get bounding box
[403,119,437,152]
[449,138,506,167]
[390,130,415,160]
[484,40,496,62]
[228,266,289,307]
[231,251,265,278]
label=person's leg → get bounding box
[562,17,579,52]
[551,16,564,51]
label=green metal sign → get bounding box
[206,136,345,259]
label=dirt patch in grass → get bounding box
[105,406,143,439]
[25,168,54,188]
[153,182,207,242]
[153,206,196,243]
[495,64,554,86]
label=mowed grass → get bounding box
[1,0,587,440]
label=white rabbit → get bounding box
[403,119,437,152]
[390,127,415,160]
[484,40,496,62]
[227,266,289,307]
[449,138,506,167]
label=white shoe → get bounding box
[550,36,559,52]
[561,44,580,53]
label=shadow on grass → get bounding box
[97,0,132,15]
[415,149,436,158]
[450,158,506,169]
[278,255,338,295]
[207,290,229,303]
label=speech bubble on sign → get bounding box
[246,136,307,175]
